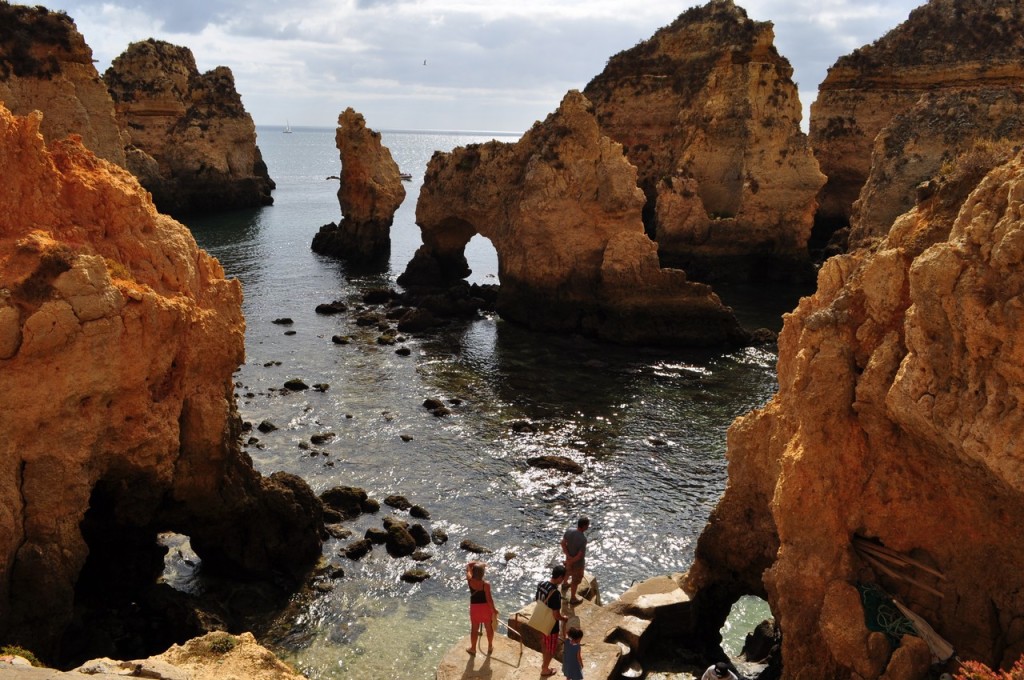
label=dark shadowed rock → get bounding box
[527,455,584,474]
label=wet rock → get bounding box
[361,497,380,514]
[410,505,430,519]
[750,328,777,345]
[422,397,444,410]
[527,455,584,474]
[385,524,417,557]
[257,420,278,433]
[313,383,330,392]
[342,538,373,560]
[331,335,352,345]
[511,420,538,434]
[329,565,345,579]
[742,618,780,663]
[298,441,310,450]
[396,308,442,333]
[504,551,517,562]
[363,288,395,305]
[355,313,382,327]
[323,508,343,524]
[377,333,397,345]
[411,550,433,562]
[384,495,412,511]
[315,300,347,315]
[283,379,308,390]
[310,432,335,445]
[324,524,352,540]
[400,433,414,442]
[401,569,430,583]
[284,330,297,336]
[365,527,388,544]
[431,406,452,417]
[431,528,449,545]
[409,523,431,547]
[320,486,370,520]
[395,346,412,356]
[272,318,293,325]
[382,516,409,531]
[460,539,491,554]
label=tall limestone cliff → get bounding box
[0,2,126,166]
[104,39,275,216]
[686,141,1024,677]
[810,0,1024,239]
[583,0,824,281]
[0,104,321,664]
[400,90,748,347]
[311,107,406,263]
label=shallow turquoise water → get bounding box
[184,126,796,678]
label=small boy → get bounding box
[561,626,584,680]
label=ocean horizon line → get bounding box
[257,123,523,137]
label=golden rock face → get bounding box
[0,104,320,659]
[810,0,1024,235]
[689,147,1024,677]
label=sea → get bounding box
[178,125,807,679]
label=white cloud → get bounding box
[29,0,925,131]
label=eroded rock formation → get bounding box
[0,3,126,166]
[103,39,274,215]
[810,0,1024,238]
[311,107,406,263]
[583,0,824,281]
[686,141,1024,676]
[401,90,748,347]
[0,104,321,664]
[850,89,1024,245]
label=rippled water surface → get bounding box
[184,126,800,679]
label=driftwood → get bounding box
[852,536,946,599]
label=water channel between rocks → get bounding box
[180,126,806,679]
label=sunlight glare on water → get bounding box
[183,126,794,679]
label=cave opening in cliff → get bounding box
[464,233,499,285]
[721,594,776,667]
[58,478,207,669]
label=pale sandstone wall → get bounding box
[403,90,748,346]
[810,0,1024,232]
[584,0,823,278]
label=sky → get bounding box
[30,0,926,132]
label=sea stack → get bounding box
[311,107,407,263]
[0,104,321,664]
[0,3,127,166]
[401,90,749,347]
[810,0,1024,245]
[685,142,1024,676]
[104,39,275,216]
[583,0,824,282]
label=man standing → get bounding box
[537,564,568,677]
[560,516,590,606]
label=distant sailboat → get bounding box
[283,119,293,134]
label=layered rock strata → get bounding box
[0,3,126,166]
[583,0,824,281]
[103,39,274,215]
[810,0,1024,236]
[686,142,1024,676]
[0,105,321,664]
[850,89,1024,244]
[401,90,748,347]
[311,107,406,262]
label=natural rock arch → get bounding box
[399,90,749,347]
